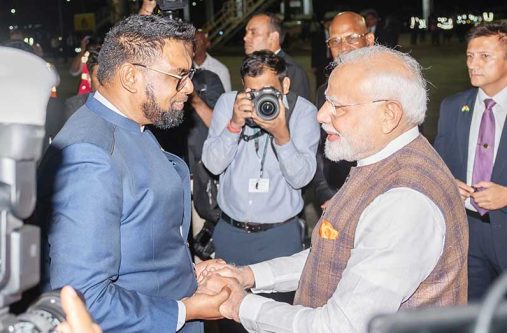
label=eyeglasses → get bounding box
[325,97,391,115]
[326,33,367,48]
[132,63,195,91]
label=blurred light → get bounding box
[219,31,224,36]
[9,26,14,30]
[75,47,82,53]
[483,12,494,22]
[409,17,427,30]
[66,0,71,2]
[58,36,63,41]
[24,37,34,46]
[10,8,16,14]
[437,18,453,30]
[192,1,196,5]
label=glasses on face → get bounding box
[325,97,391,115]
[132,63,195,91]
[326,33,367,48]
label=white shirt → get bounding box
[94,91,187,331]
[239,127,446,333]
[195,53,232,92]
[465,86,507,211]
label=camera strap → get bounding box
[240,127,267,143]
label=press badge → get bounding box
[249,178,269,193]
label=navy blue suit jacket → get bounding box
[434,88,507,266]
[37,95,202,333]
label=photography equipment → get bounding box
[368,272,507,333]
[249,87,282,121]
[156,0,188,20]
[193,221,215,260]
[0,47,62,332]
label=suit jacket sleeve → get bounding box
[44,143,179,332]
[288,64,311,101]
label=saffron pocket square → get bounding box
[319,219,339,240]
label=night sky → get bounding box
[0,0,505,43]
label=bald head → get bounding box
[327,11,374,59]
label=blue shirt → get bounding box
[202,92,320,223]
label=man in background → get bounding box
[312,11,374,208]
[434,21,507,300]
[244,13,310,100]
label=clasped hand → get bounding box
[193,259,253,322]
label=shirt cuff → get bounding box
[249,262,276,292]
[176,300,186,331]
[221,126,241,142]
[239,294,272,332]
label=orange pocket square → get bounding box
[319,219,339,240]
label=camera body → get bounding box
[156,0,188,11]
[249,87,282,121]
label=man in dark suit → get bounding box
[313,11,375,207]
[244,12,310,100]
[434,21,507,301]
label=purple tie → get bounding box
[472,98,497,215]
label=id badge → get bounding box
[249,178,269,193]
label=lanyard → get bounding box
[254,132,270,189]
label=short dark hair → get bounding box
[97,14,195,84]
[466,21,507,43]
[240,50,287,81]
[251,12,285,43]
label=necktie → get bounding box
[472,98,497,215]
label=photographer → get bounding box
[202,50,319,333]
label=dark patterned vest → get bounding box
[294,135,468,308]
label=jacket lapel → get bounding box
[493,113,507,181]
[457,89,478,176]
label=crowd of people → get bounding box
[2,0,507,332]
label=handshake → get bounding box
[183,259,256,323]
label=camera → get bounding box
[193,221,215,260]
[0,47,63,332]
[249,87,282,121]
[6,291,65,332]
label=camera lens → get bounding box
[260,101,276,116]
[9,291,65,333]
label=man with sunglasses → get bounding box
[202,50,319,333]
[198,45,467,333]
[37,15,230,333]
[312,11,375,209]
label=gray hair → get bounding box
[335,45,427,125]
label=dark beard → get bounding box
[142,85,184,129]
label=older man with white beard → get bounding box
[197,45,469,333]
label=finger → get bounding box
[60,286,95,333]
[474,181,493,189]
[55,322,71,333]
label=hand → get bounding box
[231,90,254,129]
[195,258,227,280]
[197,273,233,295]
[80,36,90,51]
[56,286,102,333]
[139,0,156,15]
[251,97,290,145]
[213,265,255,289]
[456,179,474,201]
[471,181,507,210]
[218,277,247,323]
[321,200,329,209]
[182,286,230,320]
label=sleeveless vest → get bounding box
[294,135,468,308]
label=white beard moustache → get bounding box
[324,135,357,162]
